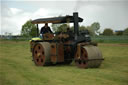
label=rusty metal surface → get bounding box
[57,43,64,62]
[75,45,103,68]
[43,33,54,40]
[50,43,57,63]
[33,42,51,66]
[30,41,35,52]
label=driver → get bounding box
[40,23,53,34]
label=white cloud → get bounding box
[33,8,49,17]
[1,0,128,35]
[32,8,64,18]
[2,0,77,1]
[78,2,128,32]
[1,6,63,35]
[10,8,23,15]
[32,8,55,18]
[0,3,1,34]
[1,7,31,35]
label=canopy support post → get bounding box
[37,24,39,37]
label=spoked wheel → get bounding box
[33,42,51,66]
[75,45,103,68]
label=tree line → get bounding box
[21,20,128,37]
[102,28,128,36]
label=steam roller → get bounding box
[30,12,104,69]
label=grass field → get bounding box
[0,41,128,85]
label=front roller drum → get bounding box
[32,42,51,66]
[75,45,104,68]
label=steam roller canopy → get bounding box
[33,42,51,66]
[75,45,103,68]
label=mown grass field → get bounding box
[0,40,128,85]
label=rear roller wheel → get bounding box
[75,45,103,68]
[33,42,51,66]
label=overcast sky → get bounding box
[1,0,128,35]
